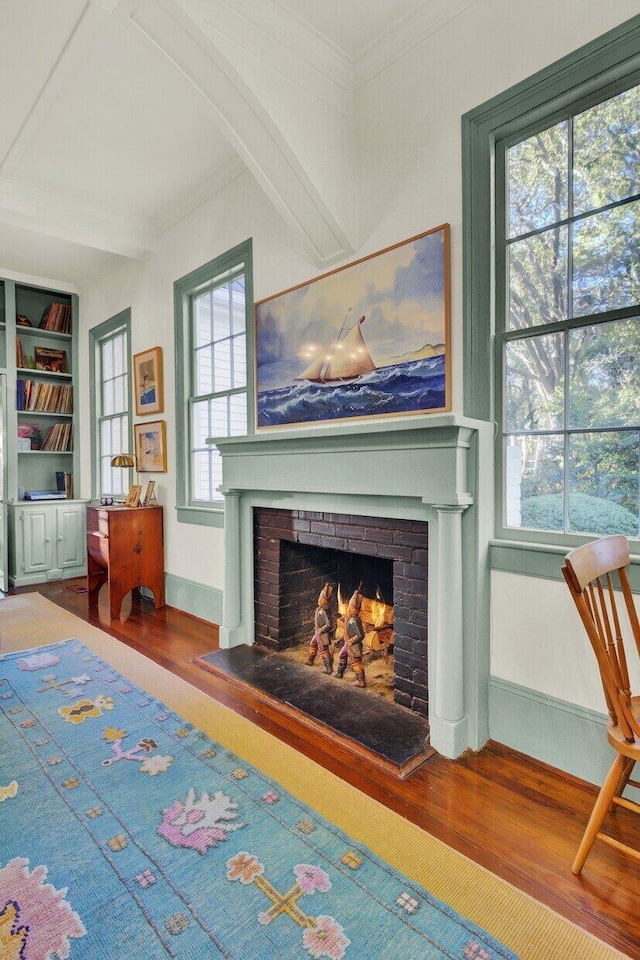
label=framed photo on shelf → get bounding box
[254,224,451,428]
[133,346,164,416]
[125,485,142,507]
[141,480,156,505]
[34,346,67,373]
[135,420,167,473]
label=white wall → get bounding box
[77,0,638,720]
[78,172,317,591]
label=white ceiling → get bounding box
[0,0,472,289]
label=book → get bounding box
[34,346,67,373]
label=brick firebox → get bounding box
[253,507,429,717]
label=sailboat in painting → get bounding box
[296,312,376,384]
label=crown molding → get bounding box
[355,0,479,87]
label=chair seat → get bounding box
[608,695,640,759]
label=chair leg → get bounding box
[572,752,628,875]
[610,757,635,812]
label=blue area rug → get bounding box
[0,640,518,958]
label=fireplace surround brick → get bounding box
[253,507,429,716]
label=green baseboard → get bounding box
[489,676,639,799]
[164,573,223,626]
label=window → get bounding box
[498,84,639,539]
[90,310,132,498]
[463,19,640,553]
[174,240,253,526]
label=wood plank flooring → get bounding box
[12,579,640,958]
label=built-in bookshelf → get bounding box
[1,279,85,587]
[2,281,80,498]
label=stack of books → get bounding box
[17,380,73,413]
[39,302,72,334]
[42,422,73,452]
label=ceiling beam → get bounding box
[0,176,154,260]
[127,0,356,266]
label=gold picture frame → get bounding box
[125,484,142,507]
[135,420,167,473]
[254,224,451,428]
[142,480,157,505]
[133,346,164,417]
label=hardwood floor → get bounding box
[12,579,640,958]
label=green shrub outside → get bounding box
[521,492,639,536]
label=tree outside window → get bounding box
[499,83,639,538]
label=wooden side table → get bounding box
[87,504,165,619]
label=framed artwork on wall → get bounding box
[254,224,451,429]
[133,346,164,416]
[135,420,167,473]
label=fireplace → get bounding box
[253,507,428,715]
[216,414,492,759]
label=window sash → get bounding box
[187,264,248,506]
[96,327,131,497]
[495,79,640,542]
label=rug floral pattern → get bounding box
[0,640,517,958]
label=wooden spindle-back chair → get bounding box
[562,535,640,874]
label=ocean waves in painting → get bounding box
[257,354,445,427]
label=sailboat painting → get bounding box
[255,224,450,428]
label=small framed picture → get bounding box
[133,346,164,416]
[135,420,167,473]
[142,480,157,505]
[125,484,142,507]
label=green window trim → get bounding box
[462,15,640,562]
[89,309,132,501]
[174,239,254,527]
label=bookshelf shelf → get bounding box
[17,409,72,418]
[18,450,73,455]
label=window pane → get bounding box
[195,345,213,395]
[506,434,564,531]
[574,85,640,215]
[569,317,640,428]
[192,450,211,501]
[103,377,115,416]
[569,431,639,536]
[508,226,568,329]
[113,333,125,377]
[210,449,223,502]
[194,291,212,348]
[505,333,564,431]
[213,339,231,391]
[508,121,568,236]
[232,333,247,388]
[211,396,228,437]
[113,373,126,415]
[573,200,640,316]
[213,284,231,341]
[230,393,247,436]
[231,277,245,334]
[103,339,113,380]
[192,400,210,447]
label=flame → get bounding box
[337,584,348,618]
[371,587,393,629]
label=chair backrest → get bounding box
[562,535,640,743]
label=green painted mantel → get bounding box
[217,414,494,759]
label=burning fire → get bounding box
[336,584,394,656]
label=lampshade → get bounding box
[111,452,139,488]
[110,454,136,469]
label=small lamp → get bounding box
[111,453,138,488]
